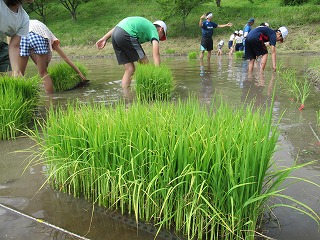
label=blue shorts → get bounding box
[20,32,50,56]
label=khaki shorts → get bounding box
[0,42,11,72]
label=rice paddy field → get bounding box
[0,53,319,240]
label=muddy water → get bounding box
[0,54,319,240]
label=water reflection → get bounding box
[1,54,320,240]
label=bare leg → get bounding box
[199,50,205,67]
[259,53,268,72]
[122,62,135,88]
[207,50,212,61]
[35,54,53,94]
[19,56,29,75]
[248,59,255,73]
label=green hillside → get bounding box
[26,0,320,55]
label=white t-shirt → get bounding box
[229,34,235,41]
[29,20,60,51]
[235,36,244,44]
[0,0,29,42]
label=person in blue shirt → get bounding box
[199,12,232,65]
[243,18,255,38]
[242,18,255,54]
[245,26,288,73]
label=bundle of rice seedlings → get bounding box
[134,64,174,101]
[48,62,88,92]
[30,96,319,240]
[188,51,198,59]
[234,51,244,59]
[0,75,40,139]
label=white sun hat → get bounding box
[153,20,167,41]
[278,26,288,41]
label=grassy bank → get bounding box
[26,0,320,57]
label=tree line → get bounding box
[25,0,313,27]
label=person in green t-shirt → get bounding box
[96,17,167,89]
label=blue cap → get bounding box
[247,18,255,23]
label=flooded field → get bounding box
[0,54,319,240]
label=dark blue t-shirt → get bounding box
[201,21,218,38]
[246,27,277,46]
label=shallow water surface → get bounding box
[0,54,319,240]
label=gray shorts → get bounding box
[0,42,11,72]
[111,26,145,65]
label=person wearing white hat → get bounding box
[235,30,244,52]
[228,30,238,56]
[96,17,167,88]
[245,26,288,73]
[199,12,232,64]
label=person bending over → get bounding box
[19,20,88,94]
[96,17,167,89]
[245,26,288,73]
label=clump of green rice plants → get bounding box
[280,68,311,110]
[188,51,197,59]
[165,49,176,54]
[234,50,244,59]
[48,62,88,92]
[29,96,320,239]
[0,75,40,140]
[134,64,174,101]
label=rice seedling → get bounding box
[317,110,320,126]
[234,51,244,59]
[188,51,197,59]
[29,97,319,240]
[0,75,40,139]
[279,68,311,110]
[134,64,174,101]
[48,62,88,92]
[165,49,176,54]
[297,78,311,110]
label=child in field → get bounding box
[19,20,88,94]
[228,30,238,56]
[96,17,167,89]
[245,26,288,73]
[199,12,232,63]
[235,30,244,51]
[217,39,224,55]
[0,0,33,76]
